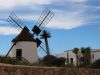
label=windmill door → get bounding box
[16,49,22,60]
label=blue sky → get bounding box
[0,0,100,56]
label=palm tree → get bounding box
[81,47,85,64]
[81,47,91,66]
[40,30,51,66]
[73,48,79,66]
[85,47,91,65]
[81,47,85,55]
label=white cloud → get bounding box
[0,0,87,9]
[65,0,87,3]
[0,20,7,24]
[19,15,39,21]
[0,0,14,9]
[0,26,20,35]
[0,0,51,9]
[46,9,85,29]
[0,0,99,30]
[16,7,85,29]
[50,0,87,3]
[95,6,100,10]
[47,18,84,29]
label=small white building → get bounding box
[56,49,100,66]
[9,26,38,63]
[56,50,77,66]
[91,49,100,63]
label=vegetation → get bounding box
[90,59,100,69]
[0,55,66,67]
[73,48,79,66]
[0,56,30,65]
[80,47,91,66]
[1,46,100,69]
[72,47,91,67]
[52,57,66,67]
[42,55,66,67]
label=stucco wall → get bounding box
[91,50,100,63]
[0,64,100,75]
[56,51,76,66]
[10,41,38,63]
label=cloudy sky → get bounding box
[0,0,100,56]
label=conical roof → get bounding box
[12,26,36,42]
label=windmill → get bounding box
[6,8,54,63]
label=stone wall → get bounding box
[0,63,100,75]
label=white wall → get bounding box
[56,49,100,65]
[91,50,100,63]
[56,51,76,66]
[68,51,76,65]
[10,41,38,63]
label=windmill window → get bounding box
[16,49,22,60]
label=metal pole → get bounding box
[67,51,69,65]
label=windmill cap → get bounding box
[12,26,36,42]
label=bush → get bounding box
[52,57,66,67]
[42,55,66,67]
[0,56,29,65]
[90,59,100,69]
[42,55,57,66]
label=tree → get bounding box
[81,47,91,66]
[85,47,91,65]
[81,47,85,64]
[73,48,79,66]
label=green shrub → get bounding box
[42,55,66,67]
[90,59,100,69]
[52,57,66,67]
[0,56,29,65]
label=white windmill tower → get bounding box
[10,26,38,63]
[6,9,54,63]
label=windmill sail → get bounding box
[6,8,54,57]
[32,8,54,35]
[7,12,23,31]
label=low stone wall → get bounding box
[0,63,100,75]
